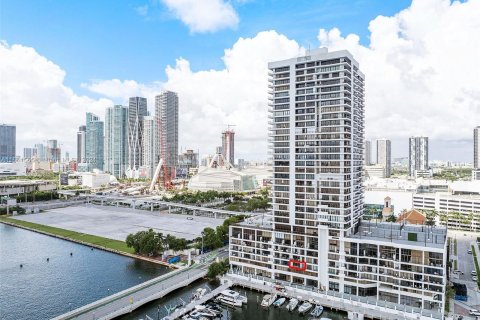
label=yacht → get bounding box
[216,290,243,307]
[309,305,324,318]
[286,298,299,311]
[298,301,313,314]
[272,297,286,307]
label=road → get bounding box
[449,230,480,319]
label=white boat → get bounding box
[217,290,243,308]
[217,296,242,307]
[286,298,299,311]
[298,301,313,314]
[310,305,324,317]
[194,305,217,317]
[238,294,248,304]
[261,294,272,307]
[273,297,286,307]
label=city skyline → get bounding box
[1,0,480,161]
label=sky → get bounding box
[1,0,479,162]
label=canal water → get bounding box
[1,223,346,320]
[0,223,169,320]
[119,280,347,320]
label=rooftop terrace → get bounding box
[349,221,447,249]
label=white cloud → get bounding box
[317,0,480,145]
[5,0,479,162]
[0,42,112,157]
[85,31,303,159]
[161,0,239,33]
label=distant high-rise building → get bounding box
[409,136,429,177]
[23,148,34,160]
[155,91,178,168]
[474,127,480,169]
[104,105,129,178]
[128,97,148,171]
[77,125,86,163]
[65,152,70,162]
[46,139,61,163]
[376,138,391,177]
[142,116,156,179]
[364,140,371,166]
[35,143,46,161]
[222,130,235,166]
[0,124,16,163]
[474,127,480,181]
[85,113,104,171]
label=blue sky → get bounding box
[1,0,409,93]
[1,0,479,162]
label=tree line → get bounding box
[125,229,189,256]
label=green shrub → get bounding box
[407,233,417,241]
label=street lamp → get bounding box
[201,231,205,255]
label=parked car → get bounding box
[468,249,472,254]
[473,276,478,281]
[472,270,477,276]
[187,216,194,220]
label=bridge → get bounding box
[52,249,227,320]
[87,195,257,219]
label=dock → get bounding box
[163,283,231,320]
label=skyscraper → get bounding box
[408,136,429,177]
[155,91,178,169]
[474,126,480,169]
[46,139,61,163]
[222,129,235,166]
[23,148,34,160]
[77,125,86,163]
[142,116,156,179]
[34,143,46,161]
[228,49,447,318]
[128,97,148,171]
[376,138,391,177]
[364,140,371,166]
[104,105,129,178]
[0,124,16,163]
[85,113,104,171]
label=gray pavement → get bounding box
[13,204,223,240]
[449,230,480,319]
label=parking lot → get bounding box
[13,204,223,241]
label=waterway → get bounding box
[119,280,347,320]
[1,223,346,320]
[0,223,169,320]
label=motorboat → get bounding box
[237,294,248,304]
[310,305,324,317]
[286,298,299,311]
[216,296,242,307]
[298,301,313,314]
[272,297,286,307]
[261,294,273,307]
[216,290,243,308]
[194,305,218,317]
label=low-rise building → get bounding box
[230,217,447,319]
[0,162,26,176]
[0,180,56,196]
[365,164,386,179]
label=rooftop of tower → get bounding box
[348,221,447,249]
